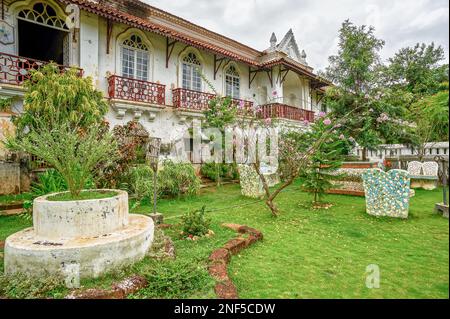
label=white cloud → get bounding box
[143,0,449,71]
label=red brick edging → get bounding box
[208,224,263,299]
[326,189,365,197]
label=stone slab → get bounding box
[4,214,154,284]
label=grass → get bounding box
[47,190,118,201]
[0,193,33,204]
[0,181,448,299]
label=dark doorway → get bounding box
[18,19,68,64]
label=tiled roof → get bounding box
[61,0,260,65]
[61,0,330,87]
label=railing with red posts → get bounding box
[172,88,215,110]
[108,75,166,105]
[260,103,315,123]
[0,52,83,85]
[231,98,254,112]
[172,87,253,111]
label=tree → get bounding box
[407,82,449,159]
[300,116,347,204]
[202,76,238,186]
[324,20,403,160]
[383,43,448,99]
[13,64,108,135]
[7,121,116,197]
[6,64,117,197]
[325,20,385,95]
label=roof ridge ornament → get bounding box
[270,32,277,49]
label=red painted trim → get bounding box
[108,75,166,105]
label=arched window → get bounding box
[182,52,202,91]
[18,2,68,30]
[16,2,70,65]
[225,65,240,99]
[121,35,150,81]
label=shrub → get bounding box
[181,206,211,237]
[31,169,67,197]
[126,161,200,201]
[0,273,64,299]
[126,165,157,201]
[0,97,13,112]
[200,163,239,182]
[158,160,200,197]
[132,259,212,299]
[96,121,148,188]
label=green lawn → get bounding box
[0,181,448,299]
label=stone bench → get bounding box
[362,169,411,219]
[238,164,279,198]
[407,161,439,190]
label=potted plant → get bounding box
[3,64,154,284]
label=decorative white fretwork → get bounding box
[122,35,149,51]
[18,3,68,31]
[182,52,201,66]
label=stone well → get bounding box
[4,190,154,286]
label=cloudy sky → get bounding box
[143,0,449,72]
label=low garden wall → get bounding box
[0,161,31,195]
[327,162,378,196]
[0,162,20,195]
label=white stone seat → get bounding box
[407,161,439,190]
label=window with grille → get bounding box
[121,35,149,81]
[18,2,69,30]
[182,52,202,91]
[225,65,240,99]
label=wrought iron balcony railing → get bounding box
[108,75,166,105]
[172,87,253,111]
[260,103,315,122]
[0,52,83,85]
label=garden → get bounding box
[0,19,448,300]
[0,182,448,299]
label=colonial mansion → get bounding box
[0,0,330,159]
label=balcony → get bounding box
[108,75,166,106]
[260,103,315,123]
[172,88,253,111]
[0,52,83,86]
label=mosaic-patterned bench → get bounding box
[362,169,411,219]
[407,161,439,190]
[238,164,279,198]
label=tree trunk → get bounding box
[216,164,221,187]
[362,147,368,161]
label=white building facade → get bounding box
[0,0,330,161]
